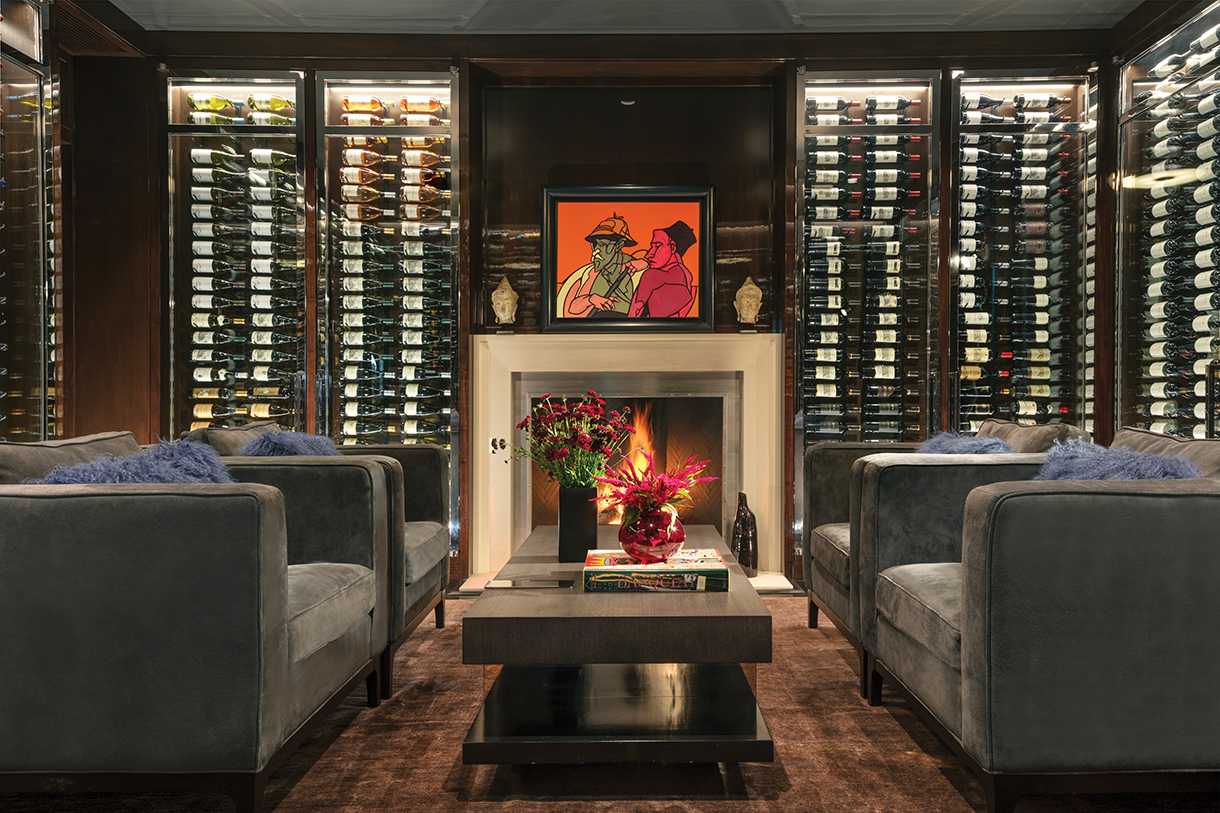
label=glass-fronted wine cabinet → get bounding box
[316,71,458,448]
[0,54,49,441]
[950,70,1095,431]
[167,72,308,436]
[796,70,940,448]
[1118,1,1220,439]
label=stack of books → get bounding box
[582,548,730,592]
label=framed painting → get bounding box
[540,185,714,332]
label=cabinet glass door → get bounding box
[1118,1,1220,438]
[317,72,457,447]
[0,58,47,441]
[167,72,307,436]
[951,71,1094,431]
[797,71,939,447]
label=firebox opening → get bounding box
[529,396,725,534]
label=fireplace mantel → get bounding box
[470,332,783,577]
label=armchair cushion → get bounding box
[403,521,449,585]
[1035,438,1203,480]
[286,562,375,663]
[917,432,1013,454]
[184,420,280,456]
[809,522,851,587]
[0,430,140,484]
[31,440,233,485]
[975,418,1089,452]
[241,431,340,457]
[1112,426,1220,477]
[876,562,962,669]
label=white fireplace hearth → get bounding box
[470,332,783,580]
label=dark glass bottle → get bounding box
[730,492,758,578]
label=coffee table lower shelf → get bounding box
[462,662,773,765]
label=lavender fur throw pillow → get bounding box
[1034,438,1203,480]
[917,432,1014,454]
[31,440,233,484]
[239,431,339,456]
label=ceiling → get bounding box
[107,0,1147,35]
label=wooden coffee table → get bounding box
[462,525,773,764]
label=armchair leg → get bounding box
[435,597,445,628]
[224,774,266,813]
[866,655,883,707]
[366,665,381,708]
[858,647,869,699]
[807,595,819,629]
[981,774,1021,813]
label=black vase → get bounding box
[731,491,758,577]
[558,485,598,563]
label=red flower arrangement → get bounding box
[594,451,718,529]
[492,391,634,488]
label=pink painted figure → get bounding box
[627,220,697,318]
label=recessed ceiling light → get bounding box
[621,100,635,106]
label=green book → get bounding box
[582,549,729,592]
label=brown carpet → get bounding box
[3,597,1216,812]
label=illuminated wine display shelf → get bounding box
[952,74,1094,432]
[169,77,308,435]
[1119,1,1220,439]
[320,75,457,447]
[798,74,937,445]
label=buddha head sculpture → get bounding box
[491,276,519,325]
[734,276,763,325]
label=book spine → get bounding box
[583,570,729,592]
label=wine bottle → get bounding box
[190,313,243,329]
[191,221,249,239]
[248,148,295,167]
[805,187,861,202]
[864,134,921,146]
[400,95,445,113]
[341,95,386,113]
[342,203,395,221]
[341,113,389,126]
[861,206,915,220]
[248,294,297,311]
[398,203,445,221]
[864,186,920,202]
[864,151,918,164]
[864,114,920,125]
[959,201,1010,218]
[191,167,246,186]
[188,112,244,126]
[246,112,295,126]
[961,92,1007,110]
[960,183,1014,201]
[1014,111,1070,124]
[960,166,1013,182]
[247,93,294,112]
[246,186,296,205]
[248,204,296,221]
[248,347,296,364]
[811,150,860,166]
[959,220,1010,237]
[401,150,445,167]
[399,113,447,127]
[806,169,861,185]
[962,111,1014,125]
[343,148,398,167]
[807,96,860,111]
[1013,93,1072,109]
[339,166,396,185]
[808,134,861,148]
[810,113,862,126]
[190,203,245,221]
[397,184,447,204]
[867,95,921,111]
[863,225,916,239]
[809,205,858,220]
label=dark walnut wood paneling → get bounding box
[479,84,777,333]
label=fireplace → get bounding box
[470,333,783,577]
[528,395,726,534]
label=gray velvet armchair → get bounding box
[0,434,393,813]
[859,428,1220,812]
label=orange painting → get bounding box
[553,199,704,321]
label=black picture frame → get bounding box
[540,185,715,332]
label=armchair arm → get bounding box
[803,442,919,586]
[959,479,1220,775]
[0,483,290,773]
[852,453,1046,651]
[226,456,390,659]
[340,443,449,525]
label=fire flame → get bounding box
[600,399,655,525]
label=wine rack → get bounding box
[0,57,49,441]
[797,71,938,446]
[167,74,307,436]
[1080,84,1100,437]
[1118,1,1220,439]
[318,73,457,448]
[951,72,1094,431]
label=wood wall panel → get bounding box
[64,56,163,442]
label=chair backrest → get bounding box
[975,419,1090,452]
[1111,427,1220,478]
[0,431,141,484]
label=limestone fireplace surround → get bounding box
[470,332,784,580]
